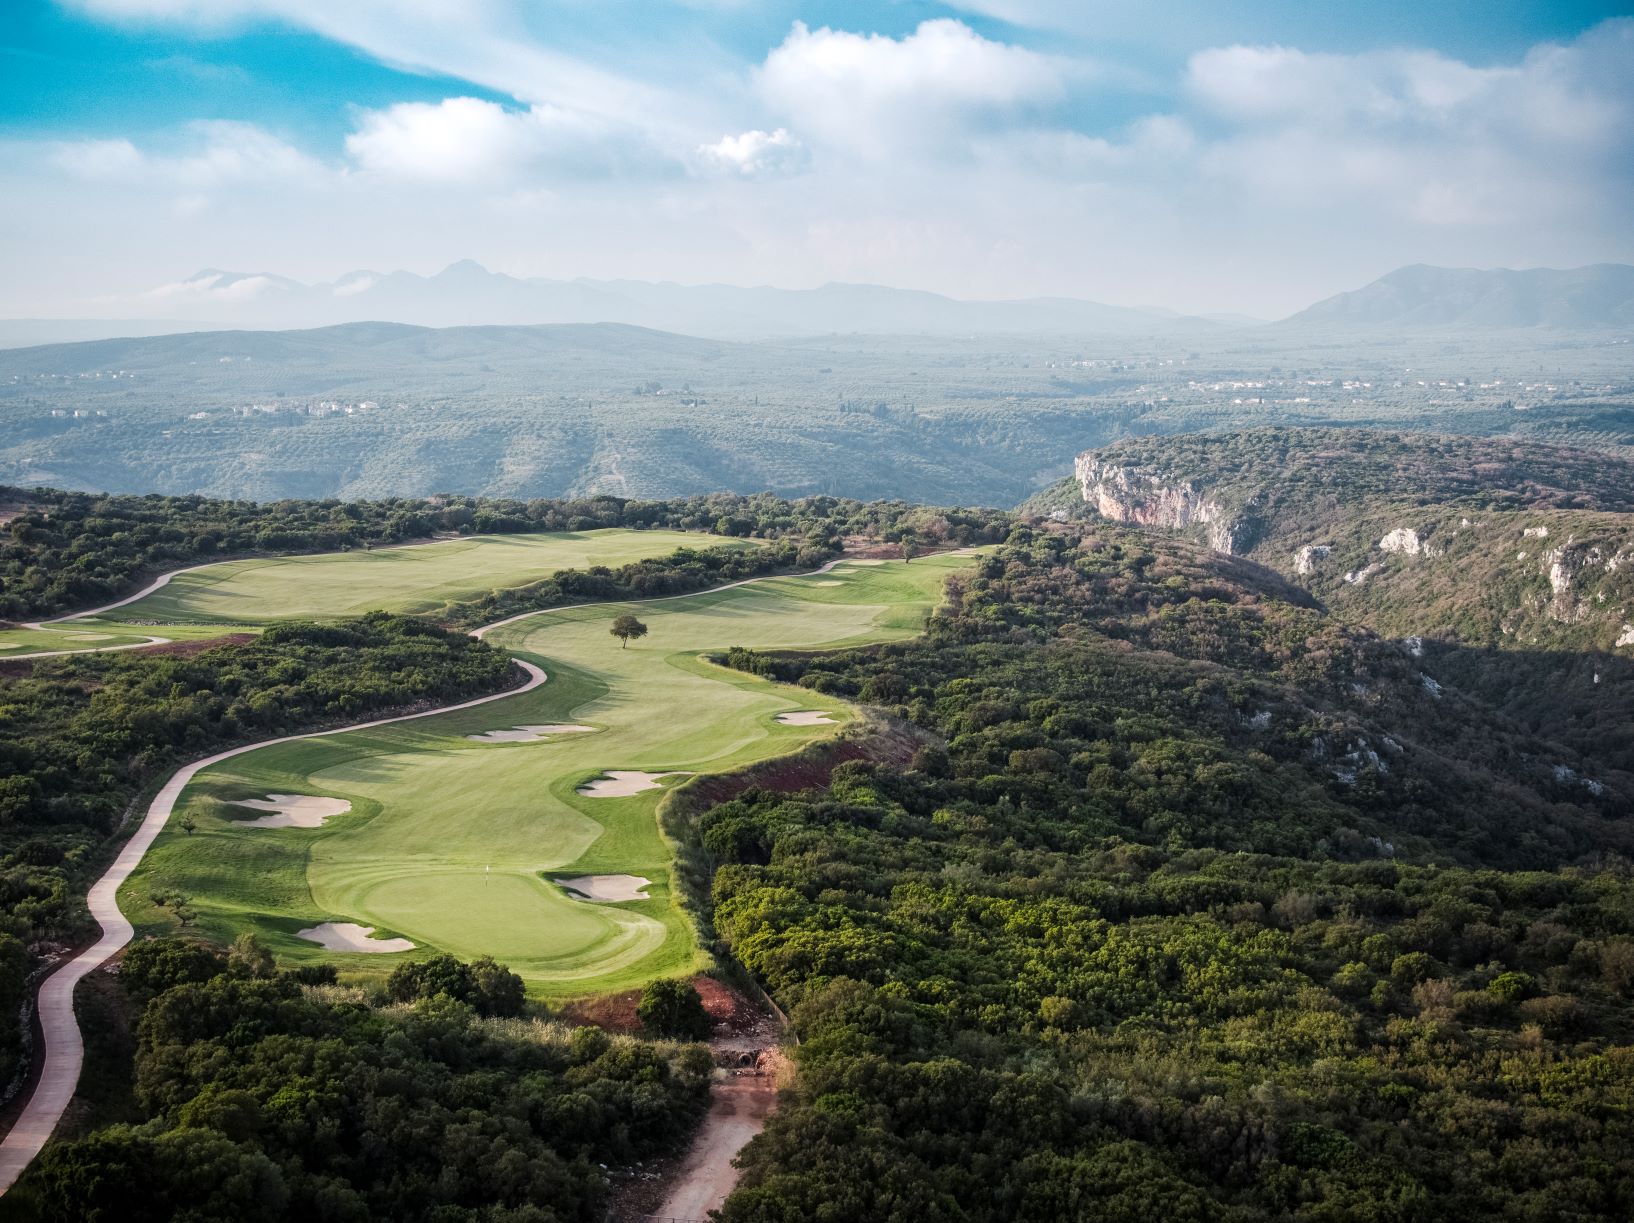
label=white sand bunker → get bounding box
[297,922,415,953]
[843,558,888,566]
[466,723,595,743]
[577,770,690,797]
[558,874,652,902]
[64,632,114,641]
[809,580,844,586]
[232,793,351,829]
[777,710,837,726]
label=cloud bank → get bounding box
[7,8,1632,316]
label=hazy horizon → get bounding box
[4,1,1633,321]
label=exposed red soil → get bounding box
[559,973,763,1037]
[681,720,923,813]
[134,634,258,657]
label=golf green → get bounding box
[121,552,977,997]
[100,528,753,623]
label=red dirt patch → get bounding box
[559,974,763,1037]
[137,634,257,657]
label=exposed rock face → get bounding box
[1294,544,1331,575]
[1543,540,1606,599]
[1379,527,1433,556]
[1619,624,1634,648]
[1074,456,1253,553]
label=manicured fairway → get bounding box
[99,529,752,623]
[121,553,976,997]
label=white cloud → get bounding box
[50,138,144,179]
[50,121,323,189]
[757,19,1065,160]
[694,128,808,178]
[10,14,1634,318]
[1182,21,1634,228]
[344,96,677,182]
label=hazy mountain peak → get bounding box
[1280,262,1634,330]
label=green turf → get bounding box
[121,553,977,997]
[98,529,755,624]
[0,620,258,655]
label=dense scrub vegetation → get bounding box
[0,615,513,1087]
[7,942,709,1222]
[1064,427,1634,518]
[0,484,1005,621]
[686,527,1634,1220]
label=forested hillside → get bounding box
[1054,428,1634,656]
[684,526,1634,1220]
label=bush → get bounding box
[386,953,526,1017]
[637,978,712,1041]
[119,938,226,1002]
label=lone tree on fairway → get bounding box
[637,977,712,1040]
[611,614,649,648]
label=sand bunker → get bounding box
[776,710,837,725]
[63,633,115,641]
[466,723,594,743]
[809,580,844,586]
[231,793,351,829]
[577,770,689,797]
[296,922,415,953]
[843,559,888,566]
[558,874,652,902]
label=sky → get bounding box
[2,0,1632,319]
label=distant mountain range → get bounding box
[1280,263,1634,331]
[4,262,1237,344]
[1,261,1629,348]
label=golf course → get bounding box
[119,550,978,996]
[0,527,749,656]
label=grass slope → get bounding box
[120,553,974,997]
[101,529,749,624]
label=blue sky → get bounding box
[2,0,1631,317]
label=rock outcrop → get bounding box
[1379,527,1435,557]
[1294,544,1331,575]
[1074,456,1255,553]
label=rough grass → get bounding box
[120,552,978,998]
[100,528,754,624]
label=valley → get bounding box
[2,320,1631,505]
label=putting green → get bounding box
[122,553,978,996]
[100,529,753,624]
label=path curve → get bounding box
[0,634,174,662]
[0,547,912,1193]
[0,660,546,1193]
